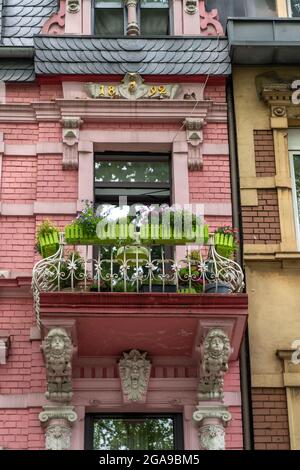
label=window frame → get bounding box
[84,412,184,450]
[289,149,300,249]
[287,0,300,17]
[93,0,172,36]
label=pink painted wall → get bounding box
[0,79,242,450]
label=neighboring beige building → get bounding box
[232,62,300,449]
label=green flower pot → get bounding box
[214,233,235,258]
[116,246,150,266]
[38,232,60,258]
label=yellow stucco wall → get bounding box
[233,66,300,388]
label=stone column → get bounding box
[39,406,78,450]
[124,0,139,36]
[193,405,232,450]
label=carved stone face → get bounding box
[210,336,224,355]
[128,358,144,389]
[119,349,151,402]
[50,335,65,355]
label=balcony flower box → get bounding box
[139,223,209,244]
[116,246,150,266]
[214,233,235,258]
[38,232,60,258]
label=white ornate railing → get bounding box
[32,233,244,327]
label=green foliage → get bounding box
[36,219,59,255]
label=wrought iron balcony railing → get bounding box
[32,233,244,326]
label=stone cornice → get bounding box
[0,99,227,123]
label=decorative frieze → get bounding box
[42,327,74,402]
[184,118,204,170]
[0,337,10,365]
[193,405,232,451]
[60,116,83,170]
[198,328,232,401]
[118,349,151,403]
[39,405,77,450]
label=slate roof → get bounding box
[1,0,57,47]
[0,59,34,81]
[34,36,231,76]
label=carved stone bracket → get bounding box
[184,118,205,170]
[199,1,224,36]
[67,0,80,13]
[198,328,232,401]
[124,0,139,36]
[193,405,232,450]
[39,405,77,450]
[185,0,198,14]
[118,349,151,403]
[42,0,66,35]
[42,327,74,402]
[0,337,10,365]
[60,116,83,170]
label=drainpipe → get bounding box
[227,77,254,450]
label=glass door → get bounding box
[85,413,184,450]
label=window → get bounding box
[288,0,300,17]
[85,413,184,450]
[94,0,170,36]
[290,151,300,246]
[205,0,277,29]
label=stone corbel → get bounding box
[61,117,83,170]
[198,328,232,401]
[184,118,204,170]
[39,405,77,450]
[42,0,66,34]
[0,337,10,365]
[193,405,232,450]
[118,349,151,403]
[42,327,74,403]
[124,0,139,36]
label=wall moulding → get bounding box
[0,100,227,123]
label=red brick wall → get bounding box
[254,130,276,177]
[189,156,231,203]
[1,157,37,203]
[242,189,281,244]
[252,388,290,450]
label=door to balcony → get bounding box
[84,413,184,450]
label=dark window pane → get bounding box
[290,1,300,17]
[95,161,170,183]
[140,9,169,35]
[93,417,175,450]
[247,0,277,16]
[94,9,124,35]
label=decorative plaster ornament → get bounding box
[199,424,225,450]
[39,406,77,450]
[67,0,80,13]
[60,116,83,170]
[118,349,151,402]
[185,0,198,14]
[42,327,74,402]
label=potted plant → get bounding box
[214,226,239,258]
[36,219,60,258]
[177,250,204,293]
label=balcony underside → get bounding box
[40,292,248,362]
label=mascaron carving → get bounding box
[185,0,198,14]
[42,328,74,402]
[39,406,77,450]
[184,118,204,170]
[118,349,151,403]
[67,0,80,13]
[60,116,83,170]
[198,328,232,401]
[199,424,225,450]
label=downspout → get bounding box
[227,77,254,450]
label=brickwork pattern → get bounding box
[252,388,290,450]
[242,189,281,244]
[254,130,276,177]
[189,156,231,203]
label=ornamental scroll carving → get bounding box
[199,1,224,36]
[118,350,151,403]
[42,0,66,35]
[193,405,232,451]
[198,328,232,401]
[61,116,83,170]
[42,328,74,402]
[67,0,80,13]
